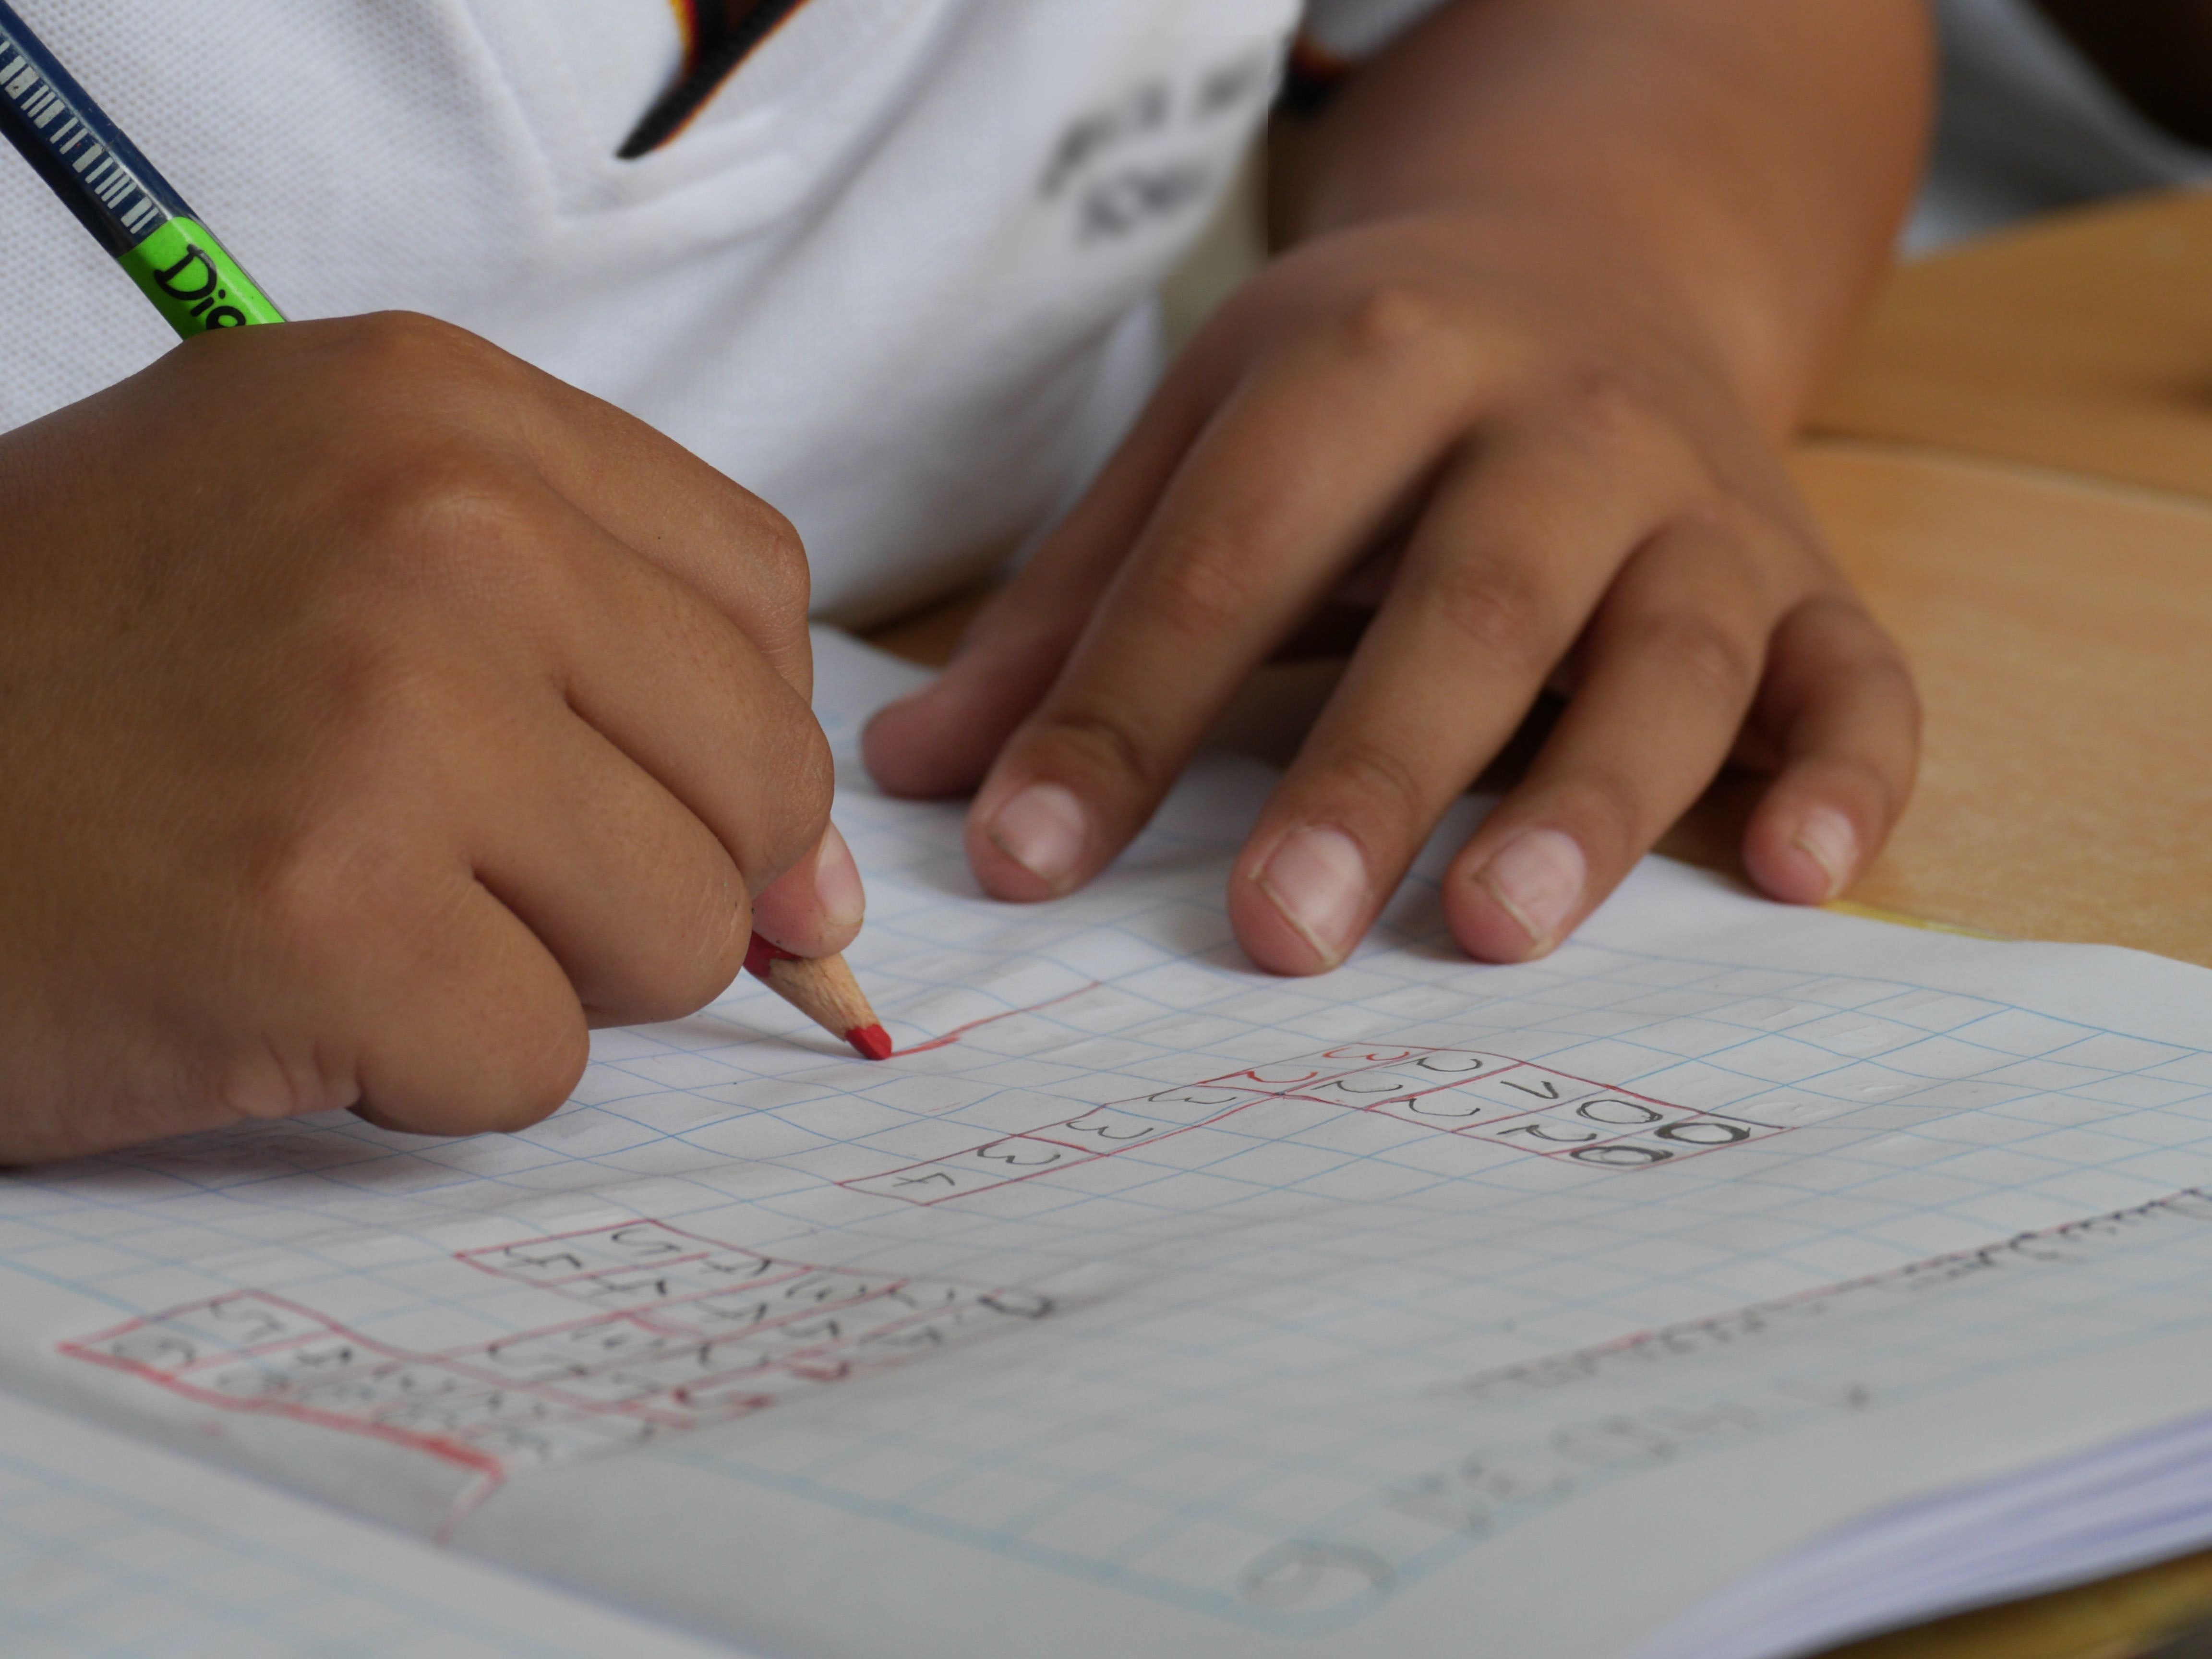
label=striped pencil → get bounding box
[0,1,283,336]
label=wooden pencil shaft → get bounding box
[757,952,876,1034]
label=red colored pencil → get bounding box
[745,934,892,1061]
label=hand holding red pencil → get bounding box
[0,314,864,1164]
[0,4,893,1160]
[745,824,890,1061]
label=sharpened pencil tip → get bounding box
[848,1024,894,1062]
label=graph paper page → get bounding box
[0,1388,737,1657]
[4,630,2212,1659]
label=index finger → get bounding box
[963,325,1483,901]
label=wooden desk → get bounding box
[1789,442,2212,966]
[1813,190,2212,497]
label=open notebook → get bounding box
[5,630,2212,1659]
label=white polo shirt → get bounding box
[1,1,1444,624]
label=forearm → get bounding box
[1271,0,1935,433]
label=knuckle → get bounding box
[328,310,507,387]
[1523,367,1702,487]
[1318,735,1432,827]
[737,498,811,617]
[332,437,475,539]
[1135,538,1264,641]
[342,448,575,617]
[1423,562,1552,666]
[1556,766,1647,856]
[375,452,528,554]
[1338,282,1454,360]
[1031,705,1168,797]
[1550,368,1654,451]
[1638,609,1763,706]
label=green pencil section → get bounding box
[118,219,285,336]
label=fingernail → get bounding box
[988,783,1090,890]
[814,823,866,927]
[1257,827,1370,967]
[1792,807,1859,901]
[1480,828,1586,949]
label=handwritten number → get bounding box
[1577,1098,1661,1128]
[503,1248,587,1274]
[1415,1053,1498,1076]
[977,1141,1064,1168]
[1503,1122,1599,1146]
[1063,1114,1154,1142]
[1571,1144,1672,1167]
[1657,1120,1753,1146]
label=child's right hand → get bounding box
[0,314,845,1164]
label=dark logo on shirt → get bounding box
[1041,48,1277,244]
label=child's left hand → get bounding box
[864,2,1926,976]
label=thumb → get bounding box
[747,821,867,959]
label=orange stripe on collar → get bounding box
[665,0,698,55]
